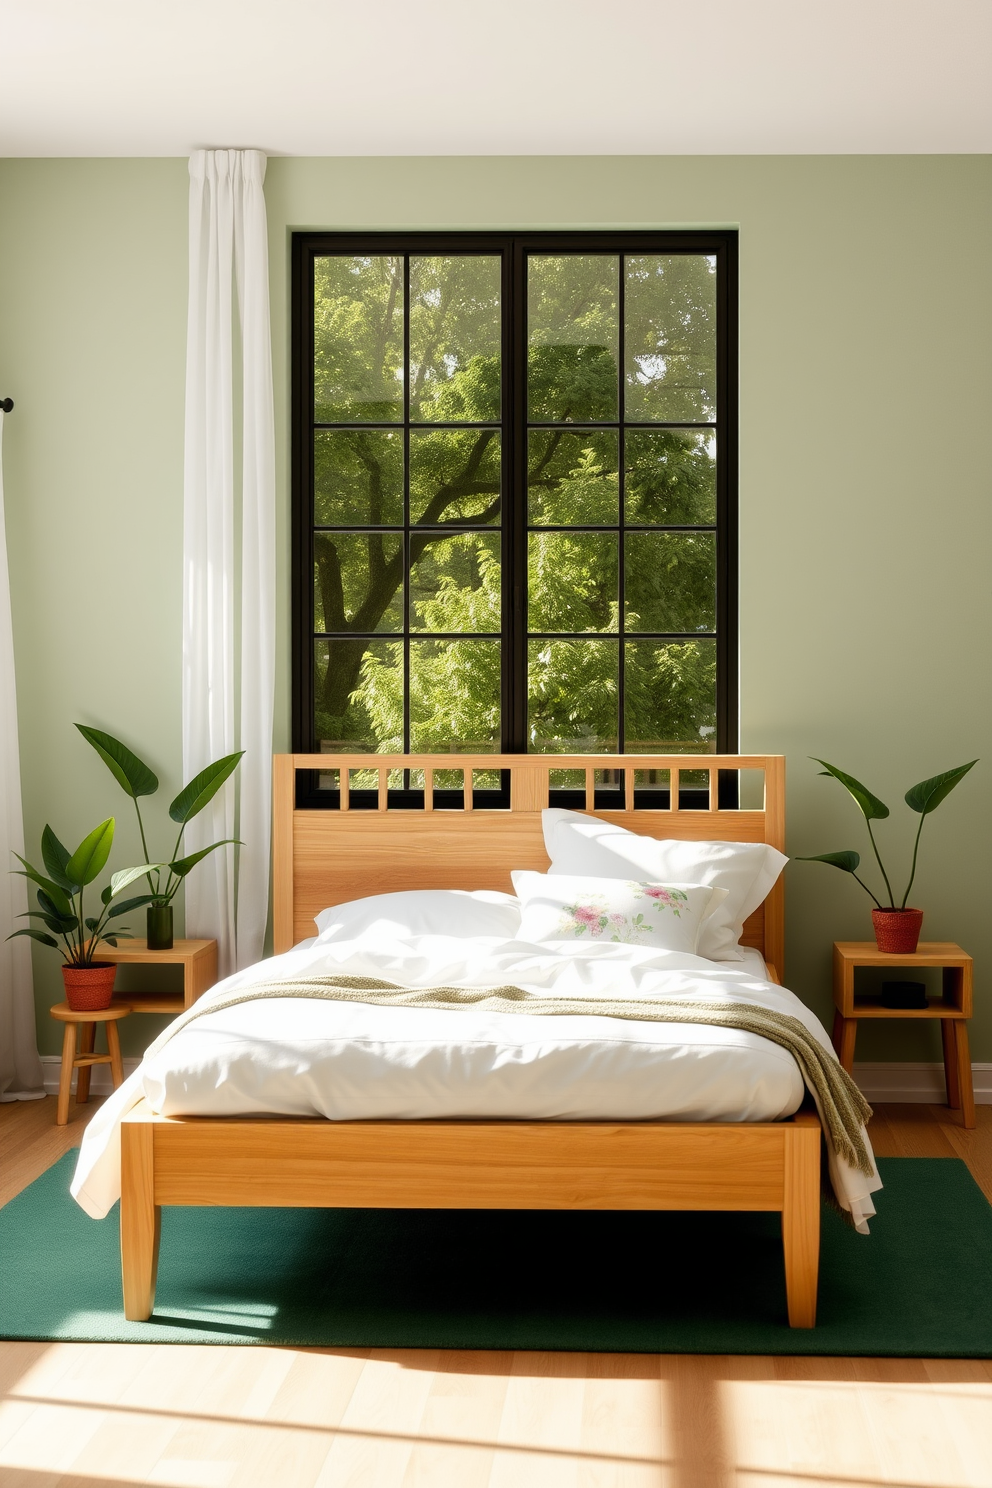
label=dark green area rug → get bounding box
[2,1152,991,1354]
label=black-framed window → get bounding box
[292,233,737,778]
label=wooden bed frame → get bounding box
[120,752,822,1328]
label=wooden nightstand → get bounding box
[832,941,974,1127]
[93,938,218,1015]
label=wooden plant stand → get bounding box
[50,1002,130,1126]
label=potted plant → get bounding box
[9,818,160,1009]
[75,725,242,950]
[798,757,977,953]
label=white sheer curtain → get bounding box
[0,410,45,1100]
[183,150,275,980]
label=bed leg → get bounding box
[120,1119,161,1321]
[782,1116,820,1328]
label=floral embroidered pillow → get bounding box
[510,872,726,954]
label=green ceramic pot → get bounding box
[146,903,174,951]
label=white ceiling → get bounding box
[1,0,990,157]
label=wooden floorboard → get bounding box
[1,1097,991,1487]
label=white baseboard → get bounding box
[853,1061,992,1104]
[41,1054,992,1105]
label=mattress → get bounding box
[71,929,881,1230]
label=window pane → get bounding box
[410,640,501,751]
[624,255,716,423]
[528,532,618,634]
[410,532,501,633]
[528,256,619,423]
[409,257,501,423]
[314,430,403,526]
[528,639,618,752]
[314,638,403,750]
[624,533,716,634]
[314,533,403,634]
[624,639,717,750]
[410,429,501,525]
[625,429,716,526]
[314,255,404,423]
[528,430,618,526]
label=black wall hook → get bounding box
[0,398,12,413]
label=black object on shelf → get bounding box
[881,980,928,1010]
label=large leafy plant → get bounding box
[798,758,977,909]
[75,725,243,909]
[10,818,160,965]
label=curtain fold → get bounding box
[0,410,45,1100]
[183,150,275,979]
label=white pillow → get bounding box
[541,808,787,962]
[314,889,521,943]
[511,871,722,954]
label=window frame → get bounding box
[291,229,739,764]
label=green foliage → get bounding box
[8,819,159,966]
[74,724,159,798]
[803,757,978,909]
[904,761,977,817]
[75,725,243,906]
[797,851,861,873]
[311,250,720,756]
[65,818,115,888]
[812,760,889,821]
[168,753,243,826]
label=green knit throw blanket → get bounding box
[145,975,875,1177]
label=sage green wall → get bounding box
[1,155,989,1061]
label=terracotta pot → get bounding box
[62,962,117,1012]
[871,908,923,955]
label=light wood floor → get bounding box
[2,1095,991,1488]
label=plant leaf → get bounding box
[169,753,244,826]
[6,927,59,949]
[107,893,157,919]
[13,857,73,915]
[811,759,889,820]
[74,724,159,797]
[101,931,134,945]
[21,910,76,934]
[168,839,241,879]
[84,916,100,932]
[33,889,78,931]
[109,863,165,898]
[41,825,80,891]
[66,818,115,887]
[36,880,74,916]
[904,759,978,817]
[796,850,862,872]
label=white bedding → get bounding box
[71,931,881,1230]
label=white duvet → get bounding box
[71,931,881,1231]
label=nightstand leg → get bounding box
[56,1022,77,1126]
[837,1018,857,1074]
[942,1021,960,1109]
[75,1022,95,1105]
[953,1021,975,1129]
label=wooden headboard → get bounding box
[272,754,786,978]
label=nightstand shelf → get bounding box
[832,940,974,1127]
[94,938,217,1014]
